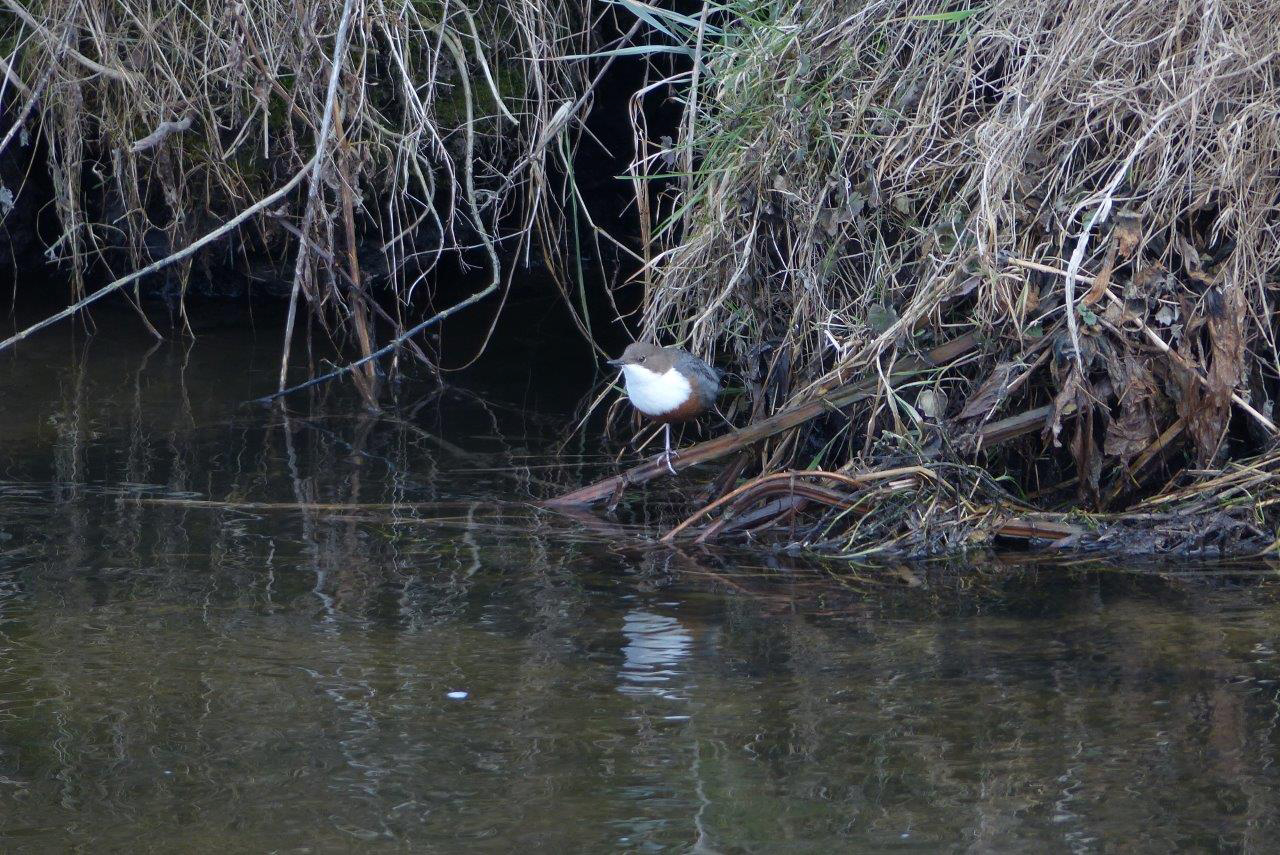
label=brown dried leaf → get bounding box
[1125,264,1165,302]
[1044,366,1084,448]
[1174,285,1242,465]
[1104,410,1155,461]
[958,361,1020,422]
[1187,283,1246,463]
[1082,239,1117,306]
[1173,232,1207,279]
[1074,406,1102,505]
[1103,354,1159,463]
[1084,211,1143,307]
[1114,209,1142,259]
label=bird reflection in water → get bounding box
[617,609,695,701]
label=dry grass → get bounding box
[0,0,600,396]
[595,0,1280,554]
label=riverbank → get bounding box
[5,1,1280,555]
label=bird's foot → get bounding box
[660,448,680,476]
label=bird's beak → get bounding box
[606,358,625,368]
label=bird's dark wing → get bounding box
[674,351,722,403]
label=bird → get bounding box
[608,342,722,475]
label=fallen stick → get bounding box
[0,51,31,100]
[971,403,1055,446]
[993,516,1083,541]
[129,117,192,153]
[543,332,978,507]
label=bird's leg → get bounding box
[661,422,679,476]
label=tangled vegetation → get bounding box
[0,0,599,399]
[5,0,1280,554]
[565,0,1280,556]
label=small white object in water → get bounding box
[446,690,468,700]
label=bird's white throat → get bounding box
[619,363,692,417]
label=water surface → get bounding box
[1,301,1279,852]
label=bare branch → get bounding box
[128,117,192,153]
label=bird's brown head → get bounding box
[607,342,673,373]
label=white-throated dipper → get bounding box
[608,342,722,474]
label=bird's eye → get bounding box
[638,356,646,362]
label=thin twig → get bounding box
[277,0,357,394]
[0,51,31,100]
[0,66,50,160]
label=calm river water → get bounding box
[1,298,1279,852]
